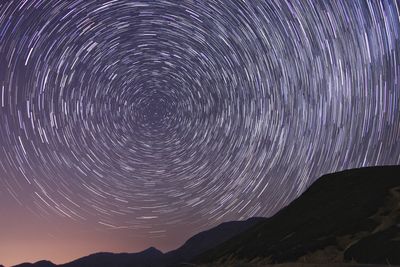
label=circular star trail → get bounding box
[0,0,399,238]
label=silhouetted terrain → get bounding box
[13,261,55,267]
[10,218,262,267]
[196,166,400,266]
[162,217,265,266]
[59,247,163,267]
[10,166,400,267]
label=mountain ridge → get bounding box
[10,218,262,267]
[9,165,400,267]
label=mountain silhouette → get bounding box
[195,165,400,265]
[162,217,265,266]
[11,218,263,267]
[10,166,400,266]
[13,261,56,267]
[58,247,163,267]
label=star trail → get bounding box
[0,0,399,265]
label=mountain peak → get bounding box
[142,247,163,255]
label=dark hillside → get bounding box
[196,166,400,265]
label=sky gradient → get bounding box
[0,0,400,266]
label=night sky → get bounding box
[0,0,400,266]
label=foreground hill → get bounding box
[163,217,265,266]
[195,166,400,266]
